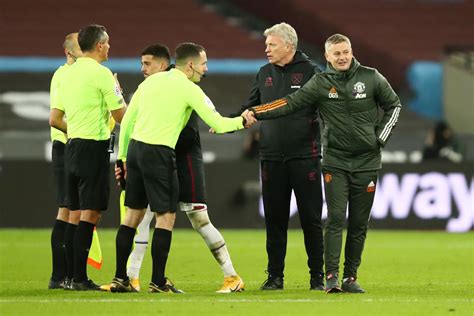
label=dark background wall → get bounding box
[1,160,472,232]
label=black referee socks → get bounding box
[51,219,67,281]
[64,222,77,280]
[151,228,172,287]
[73,221,95,282]
[115,225,137,280]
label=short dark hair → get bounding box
[141,44,171,63]
[175,42,205,65]
[78,24,107,52]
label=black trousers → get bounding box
[261,158,324,278]
[322,166,378,278]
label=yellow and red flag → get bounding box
[87,227,102,270]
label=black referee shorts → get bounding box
[175,131,206,204]
[125,139,179,213]
[52,140,67,208]
[65,138,110,211]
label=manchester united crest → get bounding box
[352,81,367,99]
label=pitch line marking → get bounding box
[1,298,473,303]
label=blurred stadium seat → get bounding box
[228,0,474,90]
[0,0,263,58]
[407,62,443,120]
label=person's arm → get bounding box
[111,107,126,124]
[189,86,245,133]
[49,108,67,133]
[102,69,127,123]
[49,68,68,137]
[249,74,319,120]
[117,90,140,161]
[374,70,402,147]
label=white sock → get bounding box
[186,209,237,277]
[127,207,154,279]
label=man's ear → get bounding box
[160,62,168,71]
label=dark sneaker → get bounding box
[149,278,184,294]
[63,277,73,290]
[48,278,65,289]
[342,276,365,293]
[325,272,343,293]
[70,279,101,291]
[260,274,284,290]
[109,277,138,293]
[310,274,325,291]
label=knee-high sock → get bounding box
[64,223,77,279]
[127,209,154,279]
[51,219,67,281]
[73,221,95,282]
[151,228,172,286]
[115,225,137,280]
[187,210,237,277]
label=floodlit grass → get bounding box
[0,229,472,315]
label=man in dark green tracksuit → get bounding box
[248,34,401,293]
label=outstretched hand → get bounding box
[241,109,257,128]
[208,110,257,134]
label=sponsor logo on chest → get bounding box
[352,81,366,99]
[328,86,338,99]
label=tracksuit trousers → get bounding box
[322,166,378,278]
[261,158,324,278]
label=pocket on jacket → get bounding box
[353,125,378,152]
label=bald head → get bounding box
[63,33,77,50]
[63,33,82,63]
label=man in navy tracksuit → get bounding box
[240,22,324,290]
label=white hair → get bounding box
[263,22,298,49]
[325,34,352,52]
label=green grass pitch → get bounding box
[0,229,472,315]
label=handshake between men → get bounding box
[241,109,257,129]
[209,109,257,133]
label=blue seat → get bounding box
[406,62,443,120]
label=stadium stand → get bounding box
[0,0,263,58]
[228,0,474,90]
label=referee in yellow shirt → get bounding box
[50,24,126,291]
[109,43,255,293]
[48,32,82,290]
